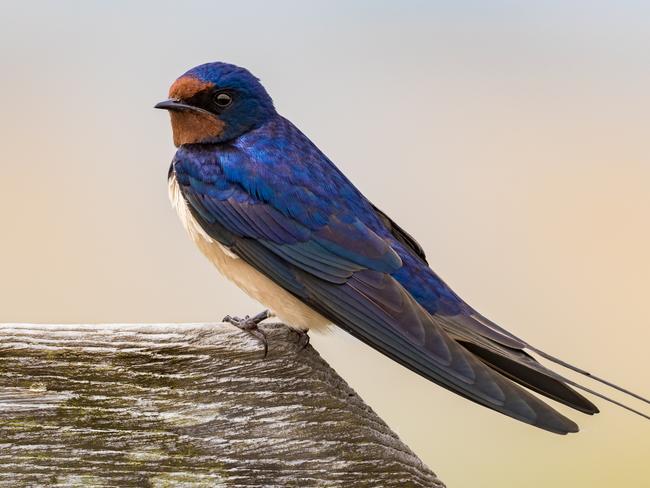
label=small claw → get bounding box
[295,328,310,351]
[249,327,268,357]
[223,310,271,357]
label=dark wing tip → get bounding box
[458,340,600,415]
[371,204,428,263]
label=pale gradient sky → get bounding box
[1,1,649,486]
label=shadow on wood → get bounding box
[0,322,443,487]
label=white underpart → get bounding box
[169,174,331,331]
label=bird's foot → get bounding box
[294,328,310,351]
[223,310,272,357]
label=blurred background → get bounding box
[1,1,649,486]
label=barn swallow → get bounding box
[156,62,648,434]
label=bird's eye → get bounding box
[214,92,233,108]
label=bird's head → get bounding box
[155,62,275,146]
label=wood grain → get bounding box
[0,323,443,487]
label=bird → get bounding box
[156,61,648,434]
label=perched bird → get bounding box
[156,62,648,434]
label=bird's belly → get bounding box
[169,174,331,332]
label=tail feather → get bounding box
[442,312,649,422]
[527,346,650,406]
[458,341,598,414]
[562,377,650,420]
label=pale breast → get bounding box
[168,173,331,332]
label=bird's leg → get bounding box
[223,310,273,357]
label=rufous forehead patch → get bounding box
[168,76,215,100]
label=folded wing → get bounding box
[174,160,601,433]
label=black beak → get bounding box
[154,99,216,117]
[155,99,195,111]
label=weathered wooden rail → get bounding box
[0,322,443,487]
